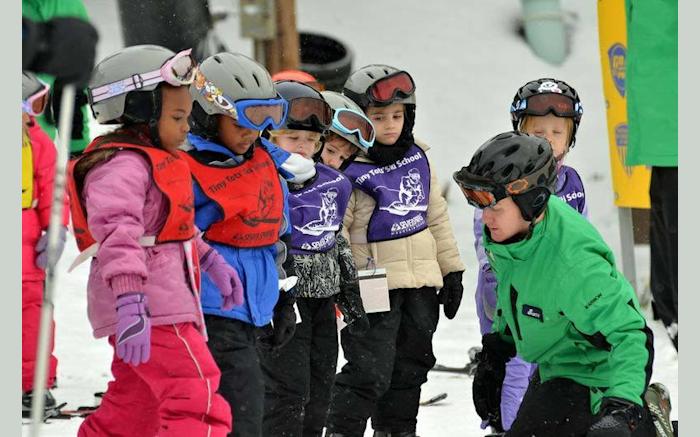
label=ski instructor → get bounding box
[454,131,673,436]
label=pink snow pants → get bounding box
[22,279,57,392]
[78,323,232,437]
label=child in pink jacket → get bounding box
[21,72,69,416]
[71,45,242,437]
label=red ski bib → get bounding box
[67,138,196,252]
[183,145,284,248]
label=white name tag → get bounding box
[358,268,390,313]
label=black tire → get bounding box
[299,32,354,92]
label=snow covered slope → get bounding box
[23,1,677,435]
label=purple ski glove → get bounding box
[200,249,244,311]
[115,292,151,366]
[35,226,67,269]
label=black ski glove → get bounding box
[438,271,464,319]
[24,17,98,87]
[336,281,370,336]
[587,397,644,437]
[259,288,297,354]
[472,332,517,432]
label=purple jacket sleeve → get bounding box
[473,209,498,334]
[501,356,536,430]
[84,151,150,296]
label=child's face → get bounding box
[481,197,530,243]
[366,103,405,146]
[522,113,571,161]
[157,85,192,152]
[218,116,259,155]
[273,130,321,159]
[321,134,358,169]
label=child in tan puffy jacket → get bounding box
[325,65,465,437]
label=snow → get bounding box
[23,1,678,435]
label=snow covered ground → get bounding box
[23,1,678,435]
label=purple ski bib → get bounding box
[289,164,352,255]
[344,145,431,242]
[556,165,586,214]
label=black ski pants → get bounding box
[326,287,439,436]
[649,166,678,348]
[205,315,266,437]
[506,377,656,437]
[260,296,339,437]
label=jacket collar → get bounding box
[187,133,237,156]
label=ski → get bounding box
[431,346,481,376]
[431,363,476,375]
[50,405,99,419]
[419,392,448,406]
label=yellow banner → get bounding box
[597,0,650,208]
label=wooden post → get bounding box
[264,0,300,75]
[276,0,300,70]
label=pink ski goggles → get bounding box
[22,80,50,116]
[89,48,197,104]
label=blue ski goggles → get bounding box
[331,108,375,150]
[192,70,289,130]
[232,98,289,130]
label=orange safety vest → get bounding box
[67,138,196,252]
[183,144,284,248]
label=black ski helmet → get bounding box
[510,78,583,147]
[454,131,557,221]
[273,80,332,134]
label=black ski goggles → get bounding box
[287,97,332,131]
[511,93,583,119]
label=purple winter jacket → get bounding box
[473,164,588,430]
[82,150,213,339]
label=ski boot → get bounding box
[22,389,60,419]
[645,382,675,437]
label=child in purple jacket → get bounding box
[70,45,244,437]
[472,78,588,433]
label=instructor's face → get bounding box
[481,197,530,242]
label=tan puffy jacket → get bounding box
[342,141,465,290]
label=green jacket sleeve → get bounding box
[557,255,652,406]
[23,0,91,154]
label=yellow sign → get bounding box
[597,0,650,208]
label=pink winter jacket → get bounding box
[82,149,212,338]
[22,119,69,282]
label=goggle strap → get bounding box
[91,71,164,103]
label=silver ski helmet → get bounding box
[453,131,557,221]
[321,90,375,153]
[190,52,285,138]
[23,71,45,101]
[87,45,193,124]
[22,71,50,116]
[343,64,416,109]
